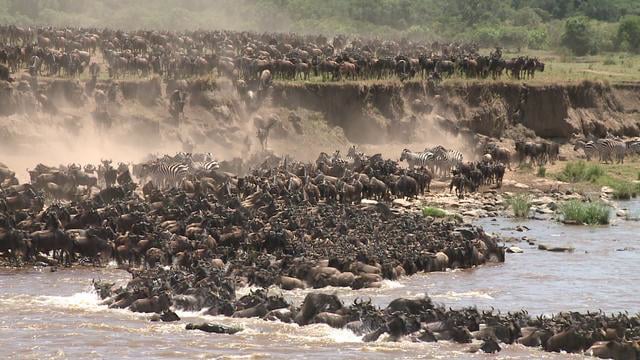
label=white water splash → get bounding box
[324,327,363,343]
[380,279,405,289]
[37,289,102,310]
[432,291,494,301]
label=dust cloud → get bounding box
[1,74,480,182]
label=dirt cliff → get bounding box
[1,78,639,146]
[270,80,640,142]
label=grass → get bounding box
[559,200,610,225]
[612,183,637,200]
[505,193,532,218]
[422,207,448,218]
[497,49,640,85]
[598,178,639,200]
[518,162,534,171]
[554,161,640,199]
[556,161,605,183]
[537,166,546,178]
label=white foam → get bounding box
[324,327,363,343]
[173,308,209,319]
[37,289,102,310]
[380,279,404,289]
[432,291,494,301]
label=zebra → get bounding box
[141,161,189,189]
[189,159,220,175]
[625,139,640,156]
[347,145,366,160]
[331,150,349,167]
[596,138,626,164]
[400,149,435,170]
[426,145,463,176]
[346,145,367,168]
[573,140,598,161]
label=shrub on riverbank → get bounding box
[611,181,638,200]
[422,207,448,218]
[506,193,532,218]
[537,166,547,177]
[557,161,605,182]
[560,200,610,225]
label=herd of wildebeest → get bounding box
[2,136,640,356]
[5,24,640,358]
[1,25,544,85]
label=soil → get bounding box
[1,75,640,185]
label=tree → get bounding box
[617,16,640,52]
[562,16,594,55]
[8,0,40,18]
[579,0,621,21]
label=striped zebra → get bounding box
[347,145,366,160]
[625,139,640,156]
[142,161,189,189]
[400,149,435,170]
[331,150,349,167]
[596,138,626,164]
[346,145,367,168]
[573,140,598,161]
[189,159,220,175]
[426,145,463,176]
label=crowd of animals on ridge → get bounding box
[0,25,546,85]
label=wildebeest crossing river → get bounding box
[2,202,639,359]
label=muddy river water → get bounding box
[2,201,639,359]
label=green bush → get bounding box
[562,16,596,56]
[560,200,610,225]
[422,207,447,218]
[519,162,533,171]
[556,161,605,182]
[611,181,638,200]
[537,166,547,177]
[506,193,532,218]
[617,16,640,53]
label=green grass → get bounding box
[506,193,532,218]
[554,161,640,199]
[598,178,640,200]
[556,161,605,183]
[612,182,637,200]
[518,162,534,171]
[560,200,610,225]
[498,49,640,85]
[422,207,448,218]
[537,166,547,178]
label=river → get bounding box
[2,201,639,359]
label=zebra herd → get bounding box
[400,145,463,177]
[134,152,220,189]
[573,138,640,164]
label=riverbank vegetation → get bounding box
[505,193,532,218]
[422,206,448,218]
[555,160,640,197]
[560,200,610,225]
